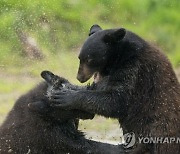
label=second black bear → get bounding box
[0,71,124,154]
[49,25,180,154]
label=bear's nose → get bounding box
[76,74,86,83]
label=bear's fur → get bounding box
[0,71,123,154]
[49,25,180,154]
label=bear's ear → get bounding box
[103,28,126,44]
[89,24,102,36]
[41,70,56,85]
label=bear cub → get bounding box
[0,71,123,154]
[48,25,180,154]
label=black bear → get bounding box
[0,71,124,154]
[48,25,180,154]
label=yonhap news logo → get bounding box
[123,132,180,149]
[123,132,136,148]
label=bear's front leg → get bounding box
[49,89,129,119]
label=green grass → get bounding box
[0,0,179,66]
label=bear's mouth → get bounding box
[93,72,102,83]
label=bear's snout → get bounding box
[77,64,94,83]
[76,74,87,83]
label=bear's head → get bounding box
[77,24,126,83]
[28,71,95,121]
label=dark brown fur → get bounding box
[0,73,124,154]
[49,25,180,154]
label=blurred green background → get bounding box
[0,0,179,143]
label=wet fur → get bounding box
[0,73,123,154]
[49,26,180,154]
